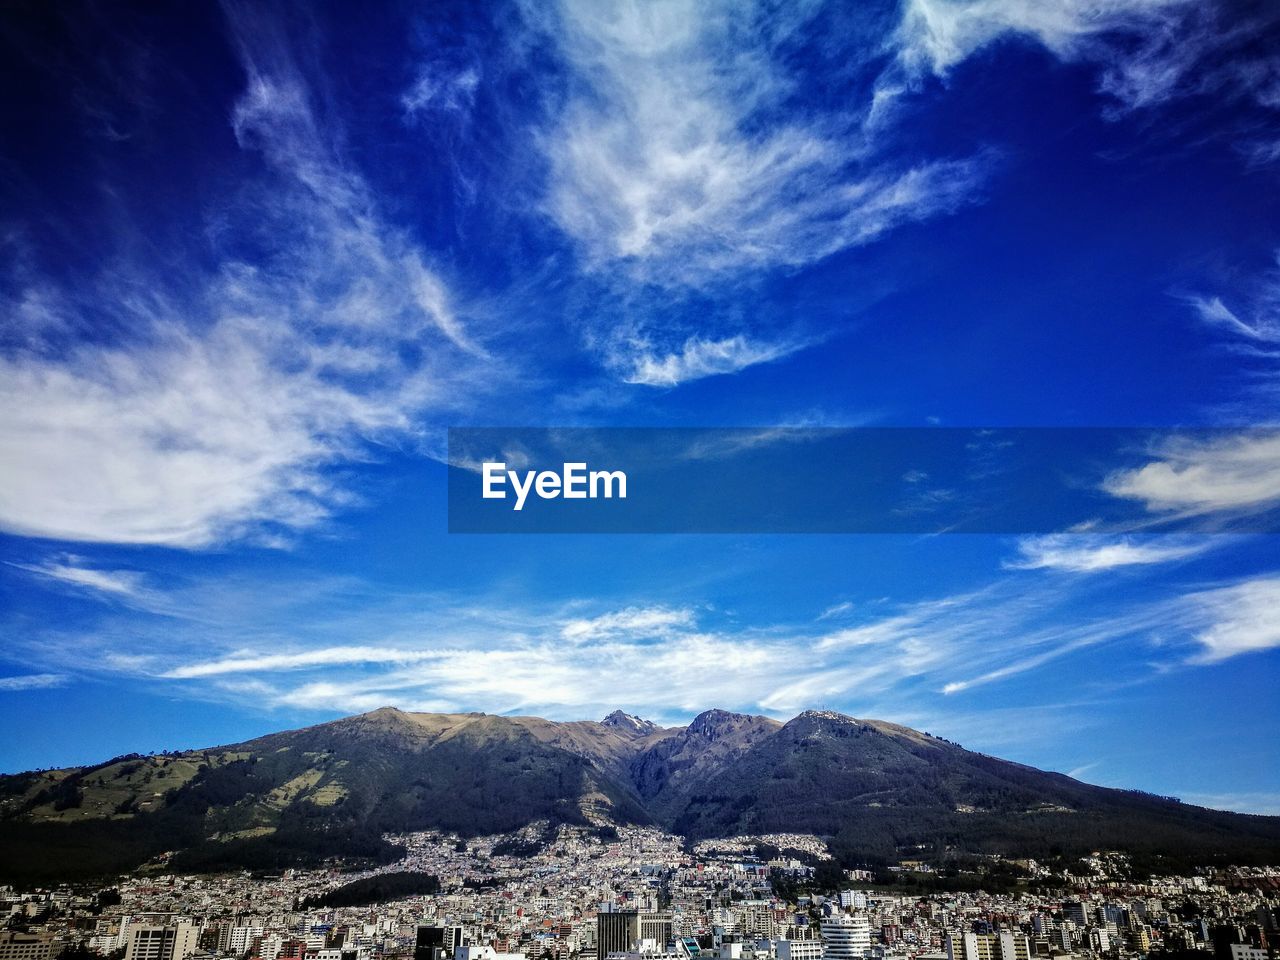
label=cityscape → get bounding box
[2,824,1277,960]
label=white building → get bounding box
[821,913,871,960]
[454,948,527,960]
[777,940,825,960]
[228,927,263,956]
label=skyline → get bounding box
[1,0,1279,814]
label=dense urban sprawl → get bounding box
[2,826,1276,960]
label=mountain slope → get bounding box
[638,711,1280,867]
[1,707,1277,882]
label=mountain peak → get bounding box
[687,708,773,739]
[784,709,862,738]
[601,710,658,735]
[796,709,857,723]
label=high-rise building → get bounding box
[598,913,640,959]
[124,925,200,960]
[597,912,674,957]
[1128,928,1151,953]
[229,926,264,956]
[416,927,465,960]
[640,914,674,951]
[821,913,871,960]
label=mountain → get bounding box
[601,710,660,737]
[1,707,1278,883]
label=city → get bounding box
[2,825,1275,960]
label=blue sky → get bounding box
[1,0,1279,813]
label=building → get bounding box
[417,927,465,960]
[945,933,1031,960]
[821,913,871,960]
[777,940,825,960]
[0,932,57,960]
[229,927,263,956]
[125,925,201,960]
[453,950,525,960]
[599,913,642,959]
[598,913,674,956]
[640,913,675,952]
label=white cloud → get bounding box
[883,0,1280,163]
[182,583,1122,719]
[164,646,447,679]
[401,65,480,120]
[1186,577,1280,664]
[0,673,68,692]
[529,0,988,287]
[1103,432,1280,517]
[21,562,1280,723]
[941,634,1103,694]
[1181,251,1280,415]
[890,0,1191,80]
[813,617,915,652]
[1007,534,1210,572]
[1065,761,1101,781]
[1187,294,1277,341]
[10,557,145,597]
[817,601,854,620]
[0,12,493,548]
[560,605,696,642]
[623,335,800,386]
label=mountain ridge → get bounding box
[1,706,1277,883]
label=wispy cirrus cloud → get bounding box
[817,601,855,621]
[511,0,988,386]
[0,7,496,549]
[164,645,447,679]
[8,552,1277,739]
[53,572,1256,717]
[560,605,696,643]
[1006,534,1211,572]
[0,674,69,692]
[882,0,1280,167]
[8,557,145,597]
[401,64,481,121]
[887,0,1193,85]
[529,0,988,287]
[1188,294,1279,342]
[622,335,803,387]
[1182,251,1280,420]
